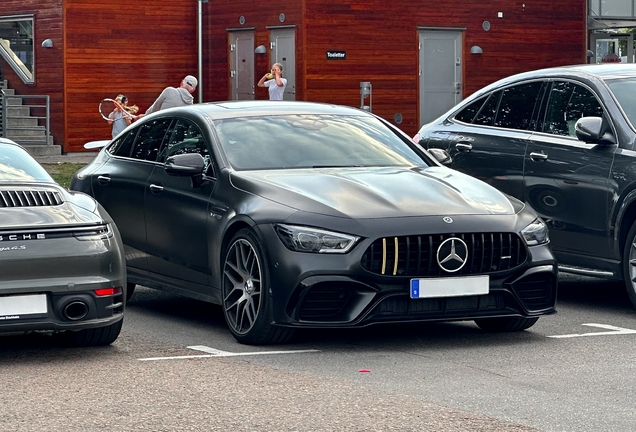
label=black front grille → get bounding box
[361,232,527,277]
[0,190,63,207]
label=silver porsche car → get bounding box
[0,138,126,346]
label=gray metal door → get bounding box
[229,31,255,100]
[419,30,462,126]
[269,28,296,100]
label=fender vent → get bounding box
[0,190,63,207]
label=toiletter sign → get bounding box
[326,50,346,60]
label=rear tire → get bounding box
[222,228,294,345]
[474,316,538,332]
[54,319,123,347]
[622,221,636,309]
[126,282,136,302]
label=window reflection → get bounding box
[0,17,34,83]
[214,114,428,171]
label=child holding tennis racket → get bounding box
[107,94,139,138]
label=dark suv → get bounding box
[415,64,636,308]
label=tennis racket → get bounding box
[98,98,135,122]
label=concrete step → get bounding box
[6,97,23,106]
[1,88,14,96]
[5,126,47,138]
[7,135,55,145]
[6,116,39,127]
[7,106,30,116]
[20,144,62,157]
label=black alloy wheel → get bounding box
[622,222,636,309]
[222,229,293,345]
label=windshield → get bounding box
[607,78,636,129]
[213,114,428,170]
[0,144,55,182]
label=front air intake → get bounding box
[0,190,63,207]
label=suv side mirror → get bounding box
[575,116,616,145]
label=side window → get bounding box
[107,128,137,157]
[473,91,501,126]
[454,96,487,123]
[159,119,214,177]
[494,82,543,130]
[130,119,172,161]
[543,81,604,137]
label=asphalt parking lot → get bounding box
[1,273,635,431]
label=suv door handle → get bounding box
[455,142,473,152]
[529,151,548,161]
[149,184,164,193]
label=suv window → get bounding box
[543,81,604,137]
[130,119,172,161]
[454,96,487,123]
[473,91,501,126]
[493,82,543,130]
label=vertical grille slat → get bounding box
[0,190,63,208]
[361,232,527,277]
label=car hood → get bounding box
[0,184,104,229]
[231,166,516,219]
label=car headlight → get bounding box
[521,218,549,246]
[275,224,359,253]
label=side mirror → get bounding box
[165,153,205,177]
[575,116,616,145]
[427,148,452,165]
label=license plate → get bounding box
[410,275,489,299]
[0,294,48,317]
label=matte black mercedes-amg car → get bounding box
[0,138,126,346]
[71,101,556,344]
[414,64,636,309]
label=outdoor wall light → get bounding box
[254,45,267,54]
[470,45,483,54]
[41,39,53,48]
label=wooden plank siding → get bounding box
[0,0,586,151]
[64,0,197,152]
[0,1,64,147]
[204,0,586,135]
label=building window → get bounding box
[590,0,635,18]
[0,15,34,84]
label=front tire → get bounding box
[474,316,538,332]
[222,229,294,345]
[622,222,636,309]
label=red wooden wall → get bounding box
[204,0,587,135]
[0,0,586,152]
[0,1,64,148]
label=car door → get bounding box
[90,118,172,270]
[144,118,219,293]
[524,80,616,259]
[441,81,544,200]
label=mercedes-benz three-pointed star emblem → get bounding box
[436,237,468,273]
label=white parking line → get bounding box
[139,345,319,361]
[547,323,636,339]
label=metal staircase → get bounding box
[0,78,61,156]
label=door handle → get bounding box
[149,184,164,193]
[529,151,548,161]
[455,142,472,152]
[97,175,111,185]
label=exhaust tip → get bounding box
[63,301,89,321]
